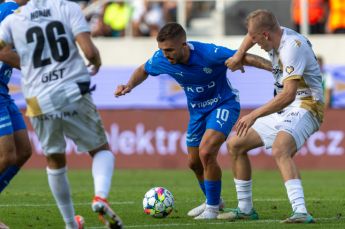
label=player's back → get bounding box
[0,0,90,100]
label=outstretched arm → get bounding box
[242,53,272,72]
[114,64,148,97]
[235,79,299,137]
[226,34,255,72]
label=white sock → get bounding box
[285,179,307,213]
[46,167,77,229]
[234,178,253,214]
[92,150,114,198]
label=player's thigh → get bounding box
[252,113,280,149]
[62,95,108,153]
[7,102,26,132]
[30,114,66,155]
[205,102,240,139]
[200,129,226,154]
[274,108,320,154]
[13,129,32,164]
[7,103,31,160]
[0,105,18,160]
[186,112,206,147]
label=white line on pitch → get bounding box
[0,201,135,207]
[85,217,344,229]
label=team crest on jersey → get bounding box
[294,40,301,47]
[285,66,294,74]
[203,67,212,74]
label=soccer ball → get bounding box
[142,187,175,218]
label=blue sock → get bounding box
[0,165,20,193]
[198,180,206,196]
[204,180,221,206]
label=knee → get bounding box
[227,138,246,158]
[199,148,216,164]
[271,147,289,162]
[187,157,203,174]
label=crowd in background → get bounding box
[69,0,345,37]
[74,0,199,37]
[292,0,345,34]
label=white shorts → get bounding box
[252,107,320,150]
[30,94,107,155]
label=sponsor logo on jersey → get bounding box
[203,67,212,74]
[190,94,221,109]
[285,66,294,74]
[184,81,215,94]
[37,110,79,121]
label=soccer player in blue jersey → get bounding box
[115,22,272,219]
[0,0,31,228]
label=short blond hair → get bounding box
[246,9,280,32]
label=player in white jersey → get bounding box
[0,0,123,228]
[217,9,323,223]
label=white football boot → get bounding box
[187,198,225,217]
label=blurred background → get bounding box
[6,0,345,170]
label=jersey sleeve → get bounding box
[0,16,13,46]
[0,3,19,22]
[64,1,90,37]
[207,44,236,65]
[144,51,163,76]
[280,40,306,82]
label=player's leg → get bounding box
[217,128,262,220]
[185,113,210,217]
[194,129,226,220]
[0,103,31,193]
[89,144,122,229]
[30,114,81,229]
[273,109,319,223]
[10,101,32,168]
[0,134,17,192]
[194,103,240,220]
[186,146,225,217]
[63,95,122,229]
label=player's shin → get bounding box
[46,167,77,229]
[92,150,114,199]
[234,178,253,214]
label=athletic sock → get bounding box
[234,178,253,214]
[0,165,20,193]
[198,180,206,196]
[46,167,77,229]
[92,150,114,199]
[285,179,307,213]
[204,180,221,206]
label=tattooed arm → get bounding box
[242,53,272,72]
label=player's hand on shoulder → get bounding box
[114,84,132,97]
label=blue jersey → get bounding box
[0,1,19,104]
[144,41,239,114]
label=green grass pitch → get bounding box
[0,169,345,228]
